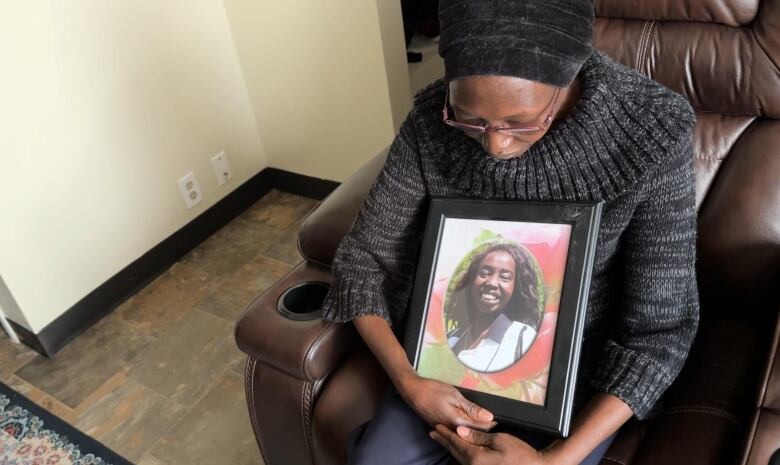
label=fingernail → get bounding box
[457,426,470,437]
[429,431,436,439]
[479,410,493,421]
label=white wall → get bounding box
[223,0,412,182]
[0,1,267,332]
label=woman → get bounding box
[447,243,542,372]
[321,0,699,464]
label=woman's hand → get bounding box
[351,316,495,431]
[398,373,497,431]
[430,424,555,465]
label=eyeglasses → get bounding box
[442,87,561,136]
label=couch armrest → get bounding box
[234,260,359,382]
[298,147,389,267]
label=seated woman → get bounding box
[321,0,699,463]
[447,243,541,372]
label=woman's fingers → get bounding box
[455,415,498,431]
[451,408,498,431]
[420,382,497,431]
[430,424,479,465]
[459,397,494,422]
[456,425,496,447]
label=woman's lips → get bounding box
[479,292,500,304]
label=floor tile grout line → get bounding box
[138,451,171,465]
[138,365,239,460]
[8,373,78,412]
[3,374,76,421]
[191,307,241,327]
[197,307,246,324]
[242,252,297,271]
[68,370,180,443]
[119,305,205,380]
[121,310,234,405]
[116,369,177,408]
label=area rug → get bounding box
[0,381,132,465]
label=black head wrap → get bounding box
[438,0,594,87]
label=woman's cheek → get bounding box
[504,282,515,298]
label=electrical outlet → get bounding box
[178,171,203,209]
[211,151,232,186]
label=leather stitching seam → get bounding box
[644,21,656,76]
[638,22,648,71]
[635,21,650,73]
[658,405,740,426]
[300,381,316,465]
[246,358,268,464]
[308,378,325,458]
[635,21,646,70]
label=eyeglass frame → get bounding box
[442,86,561,136]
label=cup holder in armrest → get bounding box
[277,281,330,321]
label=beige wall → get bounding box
[223,0,412,182]
[0,1,267,332]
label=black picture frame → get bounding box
[403,197,602,437]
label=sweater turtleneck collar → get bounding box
[421,51,696,202]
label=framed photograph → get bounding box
[403,198,602,437]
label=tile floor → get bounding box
[0,189,320,465]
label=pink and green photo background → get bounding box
[416,218,572,406]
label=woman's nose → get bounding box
[481,131,512,156]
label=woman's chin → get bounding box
[475,303,503,314]
[488,147,530,160]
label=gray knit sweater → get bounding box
[321,51,700,420]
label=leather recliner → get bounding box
[235,0,780,464]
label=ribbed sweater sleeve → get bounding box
[321,115,428,327]
[589,132,700,419]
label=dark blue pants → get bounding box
[346,390,616,465]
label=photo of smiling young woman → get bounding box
[446,243,543,372]
[414,216,572,404]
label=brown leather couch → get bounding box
[235,0,780,464]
